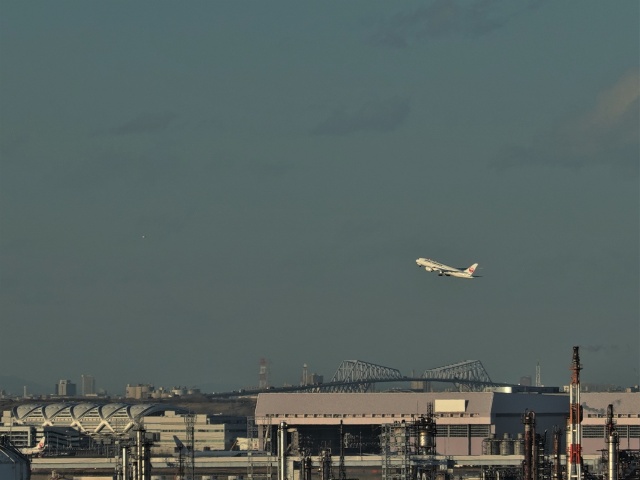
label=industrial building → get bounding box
[142,410,247,455]
[1,388,637,480]
[254,391,640,457]
[580,392,640,453]
[254,391,570,456]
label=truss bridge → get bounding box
[309,359,501,393]
[211,359,511,398]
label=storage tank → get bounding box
[417,416,436,454]
[0,437,31,480]
[500,433,513,455]
[483,433,500,455]
[490,434,500,455]
[514,433,524,455]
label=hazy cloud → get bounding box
[492,70,640,173]
[582,399,622,414]
[2,2,636,393]
[581,344,621,354]
[311,97,410,135]
[109,111,178,135]
[369,0,547,48]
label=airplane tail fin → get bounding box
[464,263,478,275]
[173,435,185,450]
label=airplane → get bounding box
[20,436,47,457]
[416,258,480,279]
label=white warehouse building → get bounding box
[254,391,640,457]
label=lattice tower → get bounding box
[185,413,195,480]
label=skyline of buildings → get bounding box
[1,377,637,402]
[1,355,639,400]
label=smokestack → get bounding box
[278,422,287,480]
[567,346,583,480]
[606,404,619,480]
[135,426,151,480]
[523,410,536,480]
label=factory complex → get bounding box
[1,350,638,479]
[3,391,639,457]
[1,390,638,478]
[255,391,570,456]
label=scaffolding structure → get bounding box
[247,416,273,480]
[382,422,412,480]
[184,413,195,480]
[382,410,441,480]
[114,425,152,480]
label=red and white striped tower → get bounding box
[567,346,583,480]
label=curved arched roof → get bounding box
[10,403,183,435]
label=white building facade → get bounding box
[254,391,640,457]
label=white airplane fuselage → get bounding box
[416,258,478,279]
[20,437,47,457]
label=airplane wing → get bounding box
[416,258,459,273]
[439,266,462,273]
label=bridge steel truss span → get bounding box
[422,360,495,392]
[320,360,404,393]
[209,359,507,397]
[306,359,499,393]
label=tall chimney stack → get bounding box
[567,346,583,480]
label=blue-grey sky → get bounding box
[1,1,638,395]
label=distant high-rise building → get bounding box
[81,375,96,396]
[520,375,532,386]
[56,379,77,396]
[258,358,270,389]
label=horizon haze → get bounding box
[1,1,638,396]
